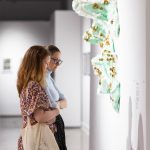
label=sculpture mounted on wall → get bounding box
[72,0,120,112]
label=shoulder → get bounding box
[27,81,42,92]
[28,80,39,87]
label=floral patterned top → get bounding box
[18,81,54,150]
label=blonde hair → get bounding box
[17,45,50,95]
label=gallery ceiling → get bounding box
[0,0,68,20]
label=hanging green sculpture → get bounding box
[91,50,120,112]
[72,0,120,112]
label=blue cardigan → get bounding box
[45,70,65,108]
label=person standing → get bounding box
[45,45,67,150]
[17,45,59,150]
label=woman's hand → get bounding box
[34,108,59,123]
[46,117,56,125]
[57,99,67,109]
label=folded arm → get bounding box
[34,108,59,124]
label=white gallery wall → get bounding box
[81,18,91,133]
[0,12,83,127]
[51,11,82,127]
[118,0,146,149]
[88,0,146,150]
[0,21,50,115]
[146,0,150,149]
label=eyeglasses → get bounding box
[51,58,63,65]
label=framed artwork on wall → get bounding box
[2,58,11,73]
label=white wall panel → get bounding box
[89,0,146,149]
[81,18,91,133]
[0,21,50,115]
[53,11,81,127]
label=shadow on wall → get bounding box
[137,114,144,150]
[126,97,144,150]
[126,96,133,150]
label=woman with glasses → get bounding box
[45,45,67,150]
